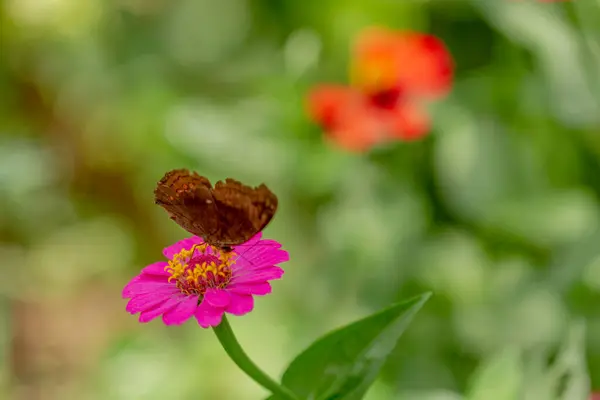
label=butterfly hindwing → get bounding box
[154,170,278,248]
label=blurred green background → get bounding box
[1,0,600,399]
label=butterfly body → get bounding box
[154,169,278,249]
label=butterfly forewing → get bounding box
[154,169,220,239]
[210,179,278,246]
[154,169,278,248]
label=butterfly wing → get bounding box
[154,169,220,239]
[209,178,278,246]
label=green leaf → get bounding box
[270,292,431,400]
[473,0,600,126]
[549,322,590,400]
[396,390,464,400]
[570,0,600,115]
[520,321,590,400]
[466,347,523,400]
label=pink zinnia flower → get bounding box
[123,233,288,328]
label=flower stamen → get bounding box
[165,244,235,295]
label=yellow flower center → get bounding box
[350,55,399,95]
[165,244,235,296]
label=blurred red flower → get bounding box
[307,28,453,152]
[591,392,600,400]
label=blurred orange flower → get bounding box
[307,28,453,152]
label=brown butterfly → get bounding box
[154,169,278,251]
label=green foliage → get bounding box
[466,322,590,400]
[466,348,524,400]
[1,0,600,398]
[268,293,430,400]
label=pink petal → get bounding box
[227,282,272,296]
[233,248,289,271]
[194,301,224,328]
[126,295,166,314]
[232,233,262,252]
[230,266,284,285]
[162,296,199,325]
[139,295,185,323]
[236,240,285,259]
[122,278,173,298]
[226,293,254,316]
[251,239,280,248]
[122,276,144,298]
[204,288,231,308]
[162,237,203,259]
[231,239,281,259]
[140,261,170,277]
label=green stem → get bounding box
[212,316,299,400]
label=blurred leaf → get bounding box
[521,321,590,400]
[435,103,599,248]
[466,347,523,400]
[164,0,250,67]
[433,105,522,222]
[483,190,599,247]
[268,293,431,400]
[571,0,600,110]
[397,391,464,400]
[473,0,600,127]
[551,322,590,400]
[549,227,600,293]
